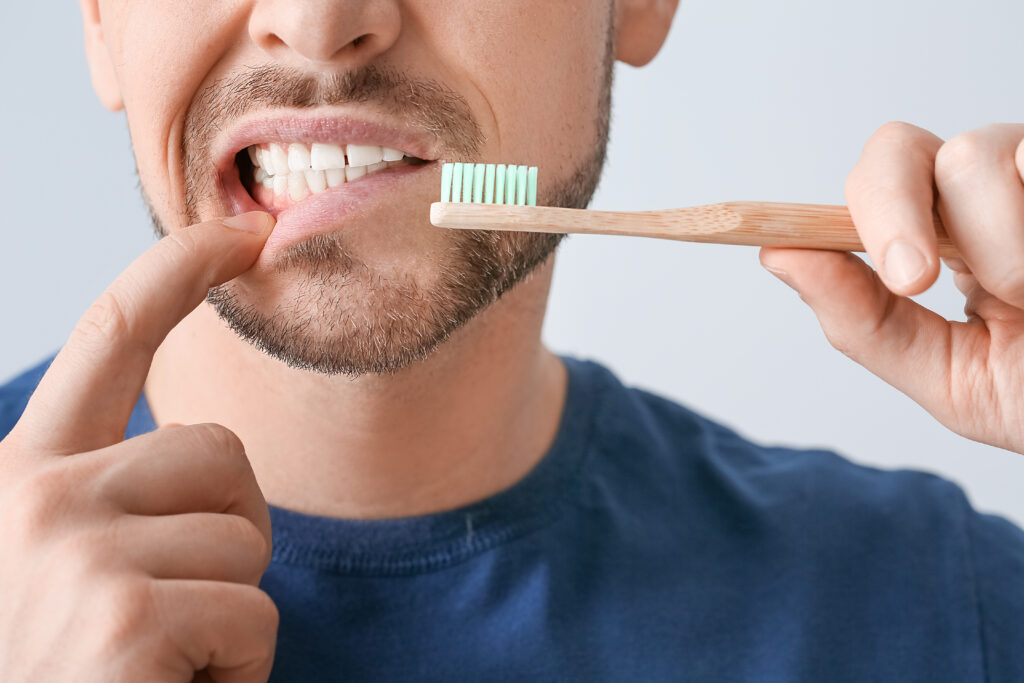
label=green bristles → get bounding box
[496,164,506,205]
[483,164,496,204]
[440,162,538,206]
[440,163,455,202]
[505,166,517,205]
[472,164,485,203]
[461,164,474,202]
[450,162,463,203]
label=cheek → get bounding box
[422,1,608,174]
[108,1,243,224]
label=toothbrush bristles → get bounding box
[440,162,538,206]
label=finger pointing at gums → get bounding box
[14,212,275,455]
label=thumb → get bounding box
[16,211,273,455]
[758,246,954,415]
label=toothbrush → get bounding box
[429,162,960,258]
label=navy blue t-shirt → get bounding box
[1,353,1022,681]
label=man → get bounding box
[0,0,1021,680]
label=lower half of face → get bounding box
[122,1,613,376]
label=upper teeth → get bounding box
[248,142,410,200]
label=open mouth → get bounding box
[237,141,430,213]
[211,115,445,254]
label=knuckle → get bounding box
[232,587,281,666]
[226,514,272,570]
[864,121,934,158]
[843,163,876,206]
[819,280,897,362]
[73,291,132,350]
[871,120,922,147]
[192,423,246,460]
[822,328,856,360]
[248,588,281,638]
[843,163,865,197]
[5,466,74,543]
[934,132,991,184]
[95,581,156,654]
[160,229,203,266]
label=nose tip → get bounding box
[250,1,401,67]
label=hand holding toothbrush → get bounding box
[760,122,1024,455]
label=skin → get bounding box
[760,122,1024,455]
[1,0,1021,680]
[82,0,673,521]
[0,0,678,680]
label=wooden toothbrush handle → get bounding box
[429,201,961,258]
[723,201,960,259]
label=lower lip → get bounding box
[222,162,437,255]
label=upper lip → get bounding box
[212,110,443,176]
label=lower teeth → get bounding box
[255,160,405,201]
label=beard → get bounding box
[146,37,612,377]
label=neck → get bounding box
[144,258,567,519]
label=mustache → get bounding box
[179,64,483,223]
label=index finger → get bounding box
[13,212,274,455]
[844,121,945,296]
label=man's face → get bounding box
[89,1,616,375]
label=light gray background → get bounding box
[2,2,1023,525]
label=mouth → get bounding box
[239,141,430,211]
[213,115,442,253]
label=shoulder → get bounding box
[570,356,1024,678]
[570,355,999,543]
[0,354,57,441]
[968,507,1024,679]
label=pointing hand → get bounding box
[0,212,280,682]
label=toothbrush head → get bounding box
[440,162,538,206]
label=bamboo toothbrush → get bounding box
[429,162,960,258]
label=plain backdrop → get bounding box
[2,1,1023,525]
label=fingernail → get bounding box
[762,264,798,291]
[223,212,274,234]
[883,240,926,289]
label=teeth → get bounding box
[288,171,308,201]
[272,174,288,196]
[247,141,413,202]
[269,144,288,176]
[325,168,346,188]
[305,169,327,194]
[346,144,383,167]
[288,144,311,172]
[310,143,346,171]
